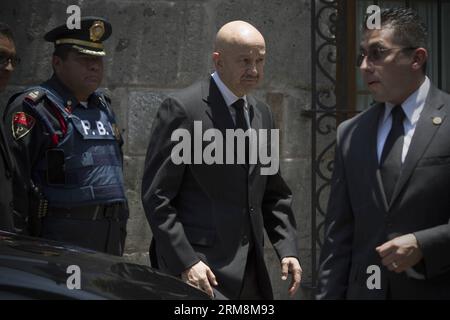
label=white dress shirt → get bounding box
[377,77,431,164]
[212,71,251,128]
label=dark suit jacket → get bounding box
[317,85,450,299]
[141,77,299,299]
[0,121,14,232]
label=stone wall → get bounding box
[0,0,327,300]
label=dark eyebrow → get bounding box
[370,43,386,49]
[0,47,15,54]
[360,42,386,51]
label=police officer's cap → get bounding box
[44,16,112,56]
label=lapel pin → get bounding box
[432,117,442,125]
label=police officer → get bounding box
[3,17,128,255]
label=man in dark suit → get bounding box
[317,8,450,299]
[0,23,19,232]
[142,20,301,299]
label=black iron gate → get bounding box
[306,0,357,293]
[309,0,338,293]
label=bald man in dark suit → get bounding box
[142,21,301,299]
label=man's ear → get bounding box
[411,48,427,71]
[212,52,222,69]
[52,55,62,72]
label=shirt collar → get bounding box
[43,74,80,108]
[212,71,247,107]
[383,76,430,126]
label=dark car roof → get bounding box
[0,231,209,300]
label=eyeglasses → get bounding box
[0,53,21,68]
[356,46,417,67]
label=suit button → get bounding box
[249,207,255,213]
[242,236,248,244]
[9,202,14,208]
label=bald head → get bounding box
[213,21,266,97]
[214,21,265,53]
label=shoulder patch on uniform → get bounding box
[25,89,45,103]
[12,112,36,140]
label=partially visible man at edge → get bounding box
[0,23,19,232]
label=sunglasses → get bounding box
[0,53,21,68]
[356,46,417,67]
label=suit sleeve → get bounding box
[414,221,450,279]
[262,109,299,261]
[262,170,299,259]
[316,125,354,299]
[141,97,200,275]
